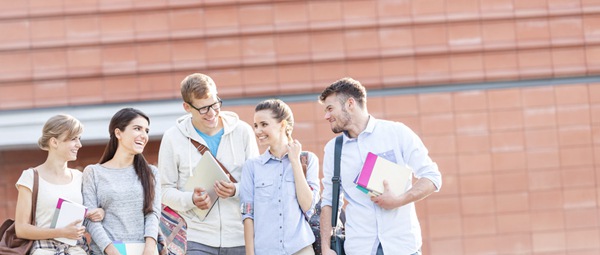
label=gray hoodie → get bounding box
[158,111,259,247]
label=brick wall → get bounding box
[1,0,600,254]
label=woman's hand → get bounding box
[86,208,105,222]
[287,139,302,164]
[61,219,85,240]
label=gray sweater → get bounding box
[82,163,161,255]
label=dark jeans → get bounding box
[376,243,421,255]
[187,241,245,255]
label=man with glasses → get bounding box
[158,73,259,255]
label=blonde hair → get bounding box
[38,114,83,150]
[180,73,217,103]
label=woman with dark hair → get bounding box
[82,108,161,255]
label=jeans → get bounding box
[187,241,245,255]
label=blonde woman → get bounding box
[14,114,104,255]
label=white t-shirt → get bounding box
[16,168,84,228]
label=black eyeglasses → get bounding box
[187,98,222,115]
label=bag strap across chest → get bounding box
[189,140,237,183]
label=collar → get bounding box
[342,115,377,140]
[258,149,289,165]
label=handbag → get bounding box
[158,205,187,255]
[330,135,345,255]
[0,169,39,255]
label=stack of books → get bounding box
[354,152,413,196]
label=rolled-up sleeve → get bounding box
[239,160,255,221]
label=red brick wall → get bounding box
[1,0,600,254]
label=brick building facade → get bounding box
[1,0,599,254]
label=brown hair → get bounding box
[99,108,155,215]
[255,99,294,137]
[38,114,83,150]
[180,73,217,103]
[318,77,367,109]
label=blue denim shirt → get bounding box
[240,150,320,255]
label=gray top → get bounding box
[82,163,161,254]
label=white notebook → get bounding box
[50,198,87,245]
[183,152,230,221]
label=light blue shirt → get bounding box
[321,116,442,255]
[240,150,320,255]
[195,127,224,156]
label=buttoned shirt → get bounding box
[321,116,442,255]
[240,150,320,255]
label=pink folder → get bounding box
[355,152,412,196]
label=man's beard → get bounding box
[331,108,351,134]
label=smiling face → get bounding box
[322,93,352,134]
[115,116,149,155]
[253,109,286,147]
[53,132,82,161]
[184,94,222,133]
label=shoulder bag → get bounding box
[0,169,39,255]
[330,135,345,255]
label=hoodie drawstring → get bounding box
[188,136,193,177]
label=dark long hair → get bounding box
[99,108,155,215]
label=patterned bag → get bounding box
[158,205,187,255]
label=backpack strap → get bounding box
[189,139,237,183]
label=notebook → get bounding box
[50,198,88,245]
[183,152,230,221]
[113,241,159,255]
[355,152,412,196]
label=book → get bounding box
[355,152,413,196]
[50,198,88,245]
[113,241,159,255]
[183,152,230,221]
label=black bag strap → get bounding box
[331,135,343,228]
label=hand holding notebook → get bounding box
[50,198,88,245]
[184,152,230,221]
[355,152,413,196]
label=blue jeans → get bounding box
[376,243,421,255]
[187,241,245,255]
